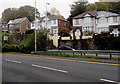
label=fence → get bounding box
[31,50,120,59]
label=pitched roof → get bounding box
[8,17,28,24]
[97,11,119,17]
[73,11,97,19]
[73,11,119,19]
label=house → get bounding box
[31,15,70,36]
[72,11,120,37]
[31,14,71,47]
[7,17,31,33]
[31,17,44,30]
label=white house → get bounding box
[31,15,69,36]
[72,11,120,37]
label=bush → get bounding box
[2,44,19,52]
[25,28,49,51]
[2,28,51,53]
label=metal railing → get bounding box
[31,50,120,59]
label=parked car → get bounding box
[58,46,75,51]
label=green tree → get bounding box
[68,3,86,25]
[86,4,96,11]
[59,28,70,37]
[16,5,40,22]
[2,8,17,23]
[25,28,49,51]
[86,2,109,11]
[109,2,120,14]
[2,5,40,23]
[95,2,109,11]
[70,3,86,17]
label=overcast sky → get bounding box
[0,0,99,19]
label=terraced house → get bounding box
[72,11,120,37]
[7,17,31,33]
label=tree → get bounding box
[109,2,120,14]
[86,4,96,11]
[95,2,109,11]
[86,2,109,11]
[59,28,70,37]
[16,5,40,22]
[25,28,49,51]
[70,3,86,17]
[50,7,64,18]
[2,8,17,23]
[86,2,120,14]
[2,5,40,23]
[68,3,86,25]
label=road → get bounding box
[2,54,120,83]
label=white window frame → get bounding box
[74,19,79,25]
[84,17,92,23]
[113,17,117,23]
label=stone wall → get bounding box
[59,37,120,50]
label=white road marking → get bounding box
[100,79,120,84]
[4,59,11,62]
[32,64,68,73]
[4,59,21,64]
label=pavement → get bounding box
[2,53,120,83]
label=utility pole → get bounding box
[45,3,50,29]
[35,0,37,52]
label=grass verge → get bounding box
[39,53,120,60]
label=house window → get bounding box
[53,20,56,25]
[53,27,58,35]
[32,23,34,27]
[84,17,91,23]
[10,24,14,27]
[26,25,29,29]
[98,17,107,24]
[74,19,79,25]
[113,17,117,23]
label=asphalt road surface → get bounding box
[2,54,120,83]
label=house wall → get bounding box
[49,36,60,47]
[8,18,31,33]
[58,19,68,32]
[73,13,120,36]
[20,19,31,33]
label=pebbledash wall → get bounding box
[59,37,120,50]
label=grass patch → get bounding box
[39,53,120,60]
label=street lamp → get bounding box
[35,0,37,52]
[45,3,50,29]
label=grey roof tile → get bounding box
[97,11,119,17]
[73,11,119,19]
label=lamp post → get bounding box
[35,0,37,52]
[45,3,50,29]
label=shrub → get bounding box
[2,44,19,52]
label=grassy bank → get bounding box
[2,52,120,60]
[39,53,120,60]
